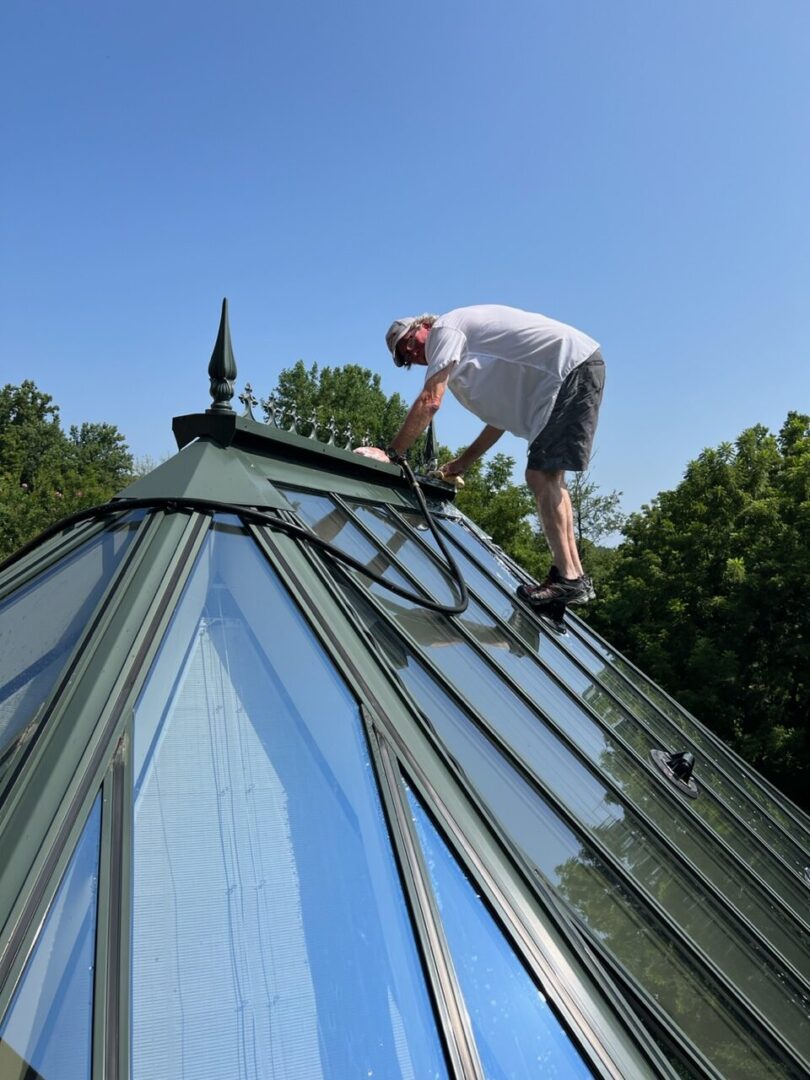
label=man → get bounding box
[357,304,605,607]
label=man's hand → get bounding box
[438,457,466,479]
[353,446,391,463]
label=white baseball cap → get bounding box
[385,316,418,367]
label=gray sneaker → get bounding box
[518,573,592,607]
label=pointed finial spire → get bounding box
[208,298,237,412]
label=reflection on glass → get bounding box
[351,502,462,607]
[347,590,800,1076]
[360,588,810,1048]
[0,798,101,1080]
[568,618,810,860]
[284,489,416,591]
[406,786,592,1079]
[132,525,445,1080]
[400,510,810,968]
[0,514,142,762]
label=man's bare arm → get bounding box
[442,425,504,475]
[387,368,451,455]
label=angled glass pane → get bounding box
[298,498,810,948]
[132,522,446,1080]
[0,513,142,762]
[442,516,810,853]
[350,502,461,606]
[566,618,810,854]
[283,488,416,594]
[405,785,591,1079]
[398,509,810,962]
[0,796,101,1080]
[347,588,802,1077]
[431,514,810,917]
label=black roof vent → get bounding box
[650,749,699,799]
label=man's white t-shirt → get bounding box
[424,305,600,443]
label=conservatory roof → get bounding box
[1,301,809,1080]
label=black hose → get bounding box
[0,473,470,616]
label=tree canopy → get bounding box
[0,381,133,561]
[271,360,413,451]
[587,413,810,807]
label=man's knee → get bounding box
[525,467,566,496]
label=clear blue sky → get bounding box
[2,1,808,519]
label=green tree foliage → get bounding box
[452,452,545,578]
[588,413,810,808]
[272,360,413,450]
[568,468,625,545]
[0,381,134,561]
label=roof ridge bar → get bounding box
[365,717,486,1080]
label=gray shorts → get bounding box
[527,351,605,472]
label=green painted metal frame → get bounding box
[341,496,810,963]
[2,404,808,1077]
[0,512,154,807]
[0,510,211,1077]
[284,527,752,1079]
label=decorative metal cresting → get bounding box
[208,298,237,413]
[650,748,699,799]
[239,383,257,420]
[253,390,367,452]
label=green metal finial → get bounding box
[208,298,237,412]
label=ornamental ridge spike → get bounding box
[208,297,237,413]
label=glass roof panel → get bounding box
[355,603,787,1077]
[131,523,446,1080]
[441,517,810,852]
[397,510,810,958]
[350,501,461,607]
[350,587,810,1054]
[567,617,810,852]
[282,489,416,595]
[431,515,810,914]
[404,784,592,1078]
[0,796,101,1080]
[0,513,142,766]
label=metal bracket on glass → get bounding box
[650,749,699,799]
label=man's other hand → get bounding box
[353,446,390,462]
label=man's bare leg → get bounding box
[525,468,583,579]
